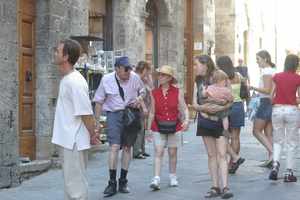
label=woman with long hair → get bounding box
[269,54,300,182]
[217,56,246,174]
[250,50,275,167]
[192,55,233,199]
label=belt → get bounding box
[201,112,219,121]
[106,107,140,113]
[126,107,140,112]
[107,109,124,113]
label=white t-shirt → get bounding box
[52,70,93,150]
[258,67,276,98]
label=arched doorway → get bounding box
[145,0,159,68]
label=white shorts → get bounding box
[153,132,181,148]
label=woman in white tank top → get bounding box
[249,50,276,168]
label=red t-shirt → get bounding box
[151,85,182,132]
[272,71,300,105]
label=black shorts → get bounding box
[197,127,224,138]
[196,113,224,138]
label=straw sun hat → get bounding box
[156,65,178,84]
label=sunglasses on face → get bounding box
[124,67,132,72]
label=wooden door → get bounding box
[18,0,36,160]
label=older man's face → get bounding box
[116,66,131,81]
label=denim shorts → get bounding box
[255,98,272,121]
[106,110,140,146]
[106,111,125,145]
[229,101,245,128]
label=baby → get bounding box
[201,70,233,132]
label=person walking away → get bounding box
[269,54,300,182]
[93,56,146,197]
[218,56,246,174]
[235,58,251,114]
[52,39,100,200]
[148,65,189,190]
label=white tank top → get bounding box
[258,67,276,98]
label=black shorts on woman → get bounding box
[196,113,224,138]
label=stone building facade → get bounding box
[0,0,89,188]
[35,0,89,160]
[1,0,244,189]
[0,0,188,188]
[214,0,277,77]
[113,0,185,85]
[0,0,19,188]
[215,0,236,60]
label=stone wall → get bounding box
[113,0,147,65]
[35,0,88,159]
[0,0,188,187]
[215,0,235,59]
[0,0,89,188]
[158,0,185,87]
[113,0,185,87]
[0,0,19,188]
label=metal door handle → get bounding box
[25,70,32,82]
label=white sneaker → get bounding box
[169,174,178,187]
[150,176,160,190]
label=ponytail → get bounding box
[256,50,275,68]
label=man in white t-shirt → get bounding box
[52,39,100,200]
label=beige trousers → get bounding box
[61,145,88,200]
[272,106,300,169]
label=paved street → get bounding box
[1,121,300,200]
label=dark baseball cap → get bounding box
[114,56,132,69]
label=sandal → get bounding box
[284,169,297,182]
[221,187,233,199]
[229,157,245,174]
[204,187,221,198]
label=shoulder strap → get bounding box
[115,74,125,101]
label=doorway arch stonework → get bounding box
[113,0,184,86]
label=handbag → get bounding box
[156,119,177,134]
[240,81,250,99]
[123,107,136,126]
[248,96,260,121]
[115,74,139,127]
